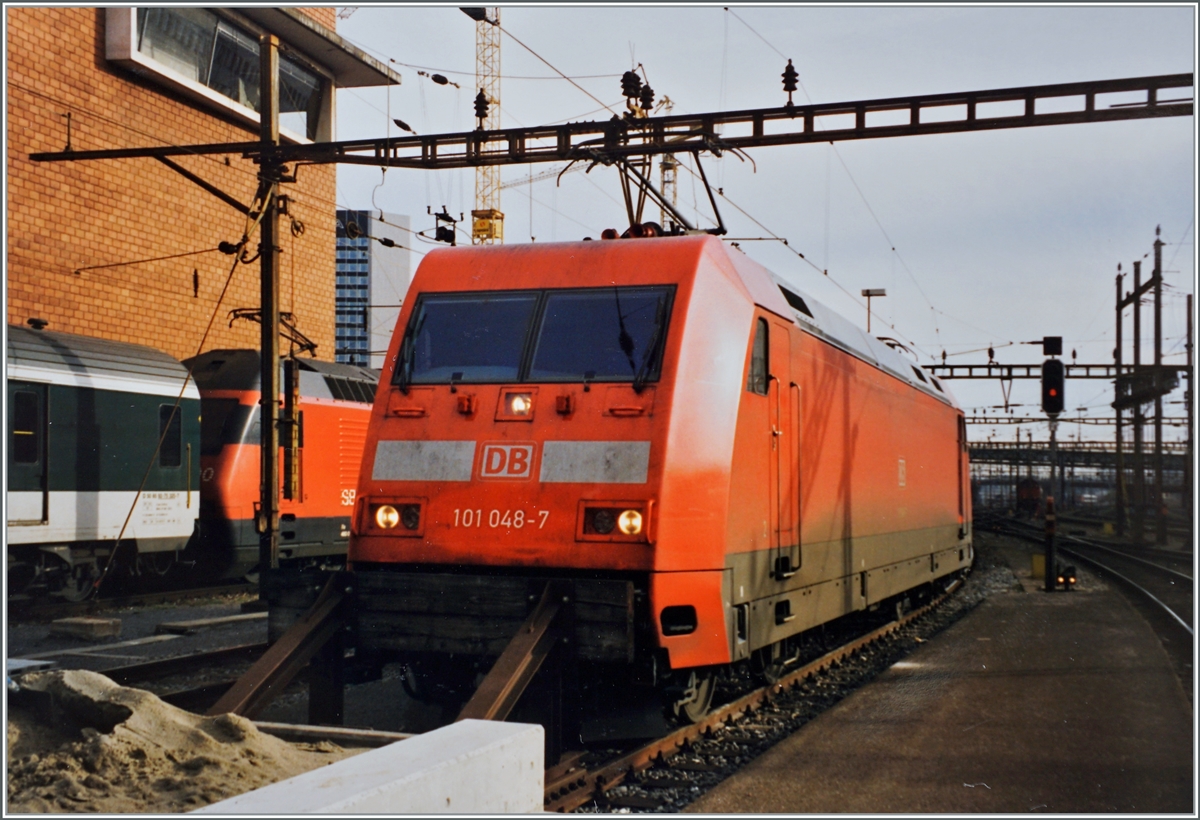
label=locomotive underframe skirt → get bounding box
[725,525,973,657]
[199,513,351,579]
[265,567,645,664]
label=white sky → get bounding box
[332,4,1196,443]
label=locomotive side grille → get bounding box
[339,416,370,486]
[324,375,376,404]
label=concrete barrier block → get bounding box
[49,617,121,640]
[193,719,544,814]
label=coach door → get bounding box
[7,381,48,525]
[768,321,799,579]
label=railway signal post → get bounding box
[1044,496,1057,593]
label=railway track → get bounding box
[544,576,974,812]
[8,583,257,622]
[1056,543,1193,637]
[978,513,1193,636]
[1055,511,1192,542]
[74,641,270,712]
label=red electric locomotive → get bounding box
[1015,476,1043,519]
[347,235,971,722]
[186,350,378,579]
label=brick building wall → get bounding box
[6,7,337,362]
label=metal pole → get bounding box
[1044,495,1057,593]
[1049,417,1059,520]
[1187,293,1194,549]
[258,34,282,576]
[866,294,872,333]
[1153,228,1166,545]
[1115,268,1126,535]
[1132,260,1144,544]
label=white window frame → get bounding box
[105,7,335,144]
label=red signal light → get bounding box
[1041,358,1065,414]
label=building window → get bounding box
[135,8,322,140]
[108,8,331,143]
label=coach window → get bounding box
[747,318,769,395]
[12,391,41,464]
[159,405,183,468]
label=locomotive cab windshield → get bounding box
[395,285,675,391]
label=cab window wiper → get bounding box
[613,287,637,374]
[394,312,426,394]
[632,296,667,394]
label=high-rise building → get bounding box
[335,211,412,368]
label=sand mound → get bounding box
[7,669,357,813]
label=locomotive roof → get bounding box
[186,349,379,403]
[6,324,200,399]
[767,274,957,406]
[410,236,957,408]
[721,245,957,407]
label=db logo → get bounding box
[479,442,535,479]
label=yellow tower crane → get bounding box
[464,7,503,244]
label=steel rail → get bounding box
[1056,546,1193,637]
[101,642,269,687]
[984,515,1192,581]
[11,583,257,621]
[1057,536,1193,583]
[543,578,962,812]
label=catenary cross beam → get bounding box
[31,73,1192,170]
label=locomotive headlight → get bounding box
[617,509,643,535]
[508,393,533,415]
[374,504,400,529]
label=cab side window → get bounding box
[747,318,768,395]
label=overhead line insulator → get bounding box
[782,59,799,107]
[621,70,643,100]
[639,84,655,113]
[473,89,489,126]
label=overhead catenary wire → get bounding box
[722,8,953,352]
[494,23,619,117]
[675,161,932,358]
[92,185,273,595]
[71,247,230,276]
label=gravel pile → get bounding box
[6,669,359,813]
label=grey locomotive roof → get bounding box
[7,325,193,390]
[186,349,379,402]
[768,277,957,407]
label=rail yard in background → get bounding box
[6,5,1196,814]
